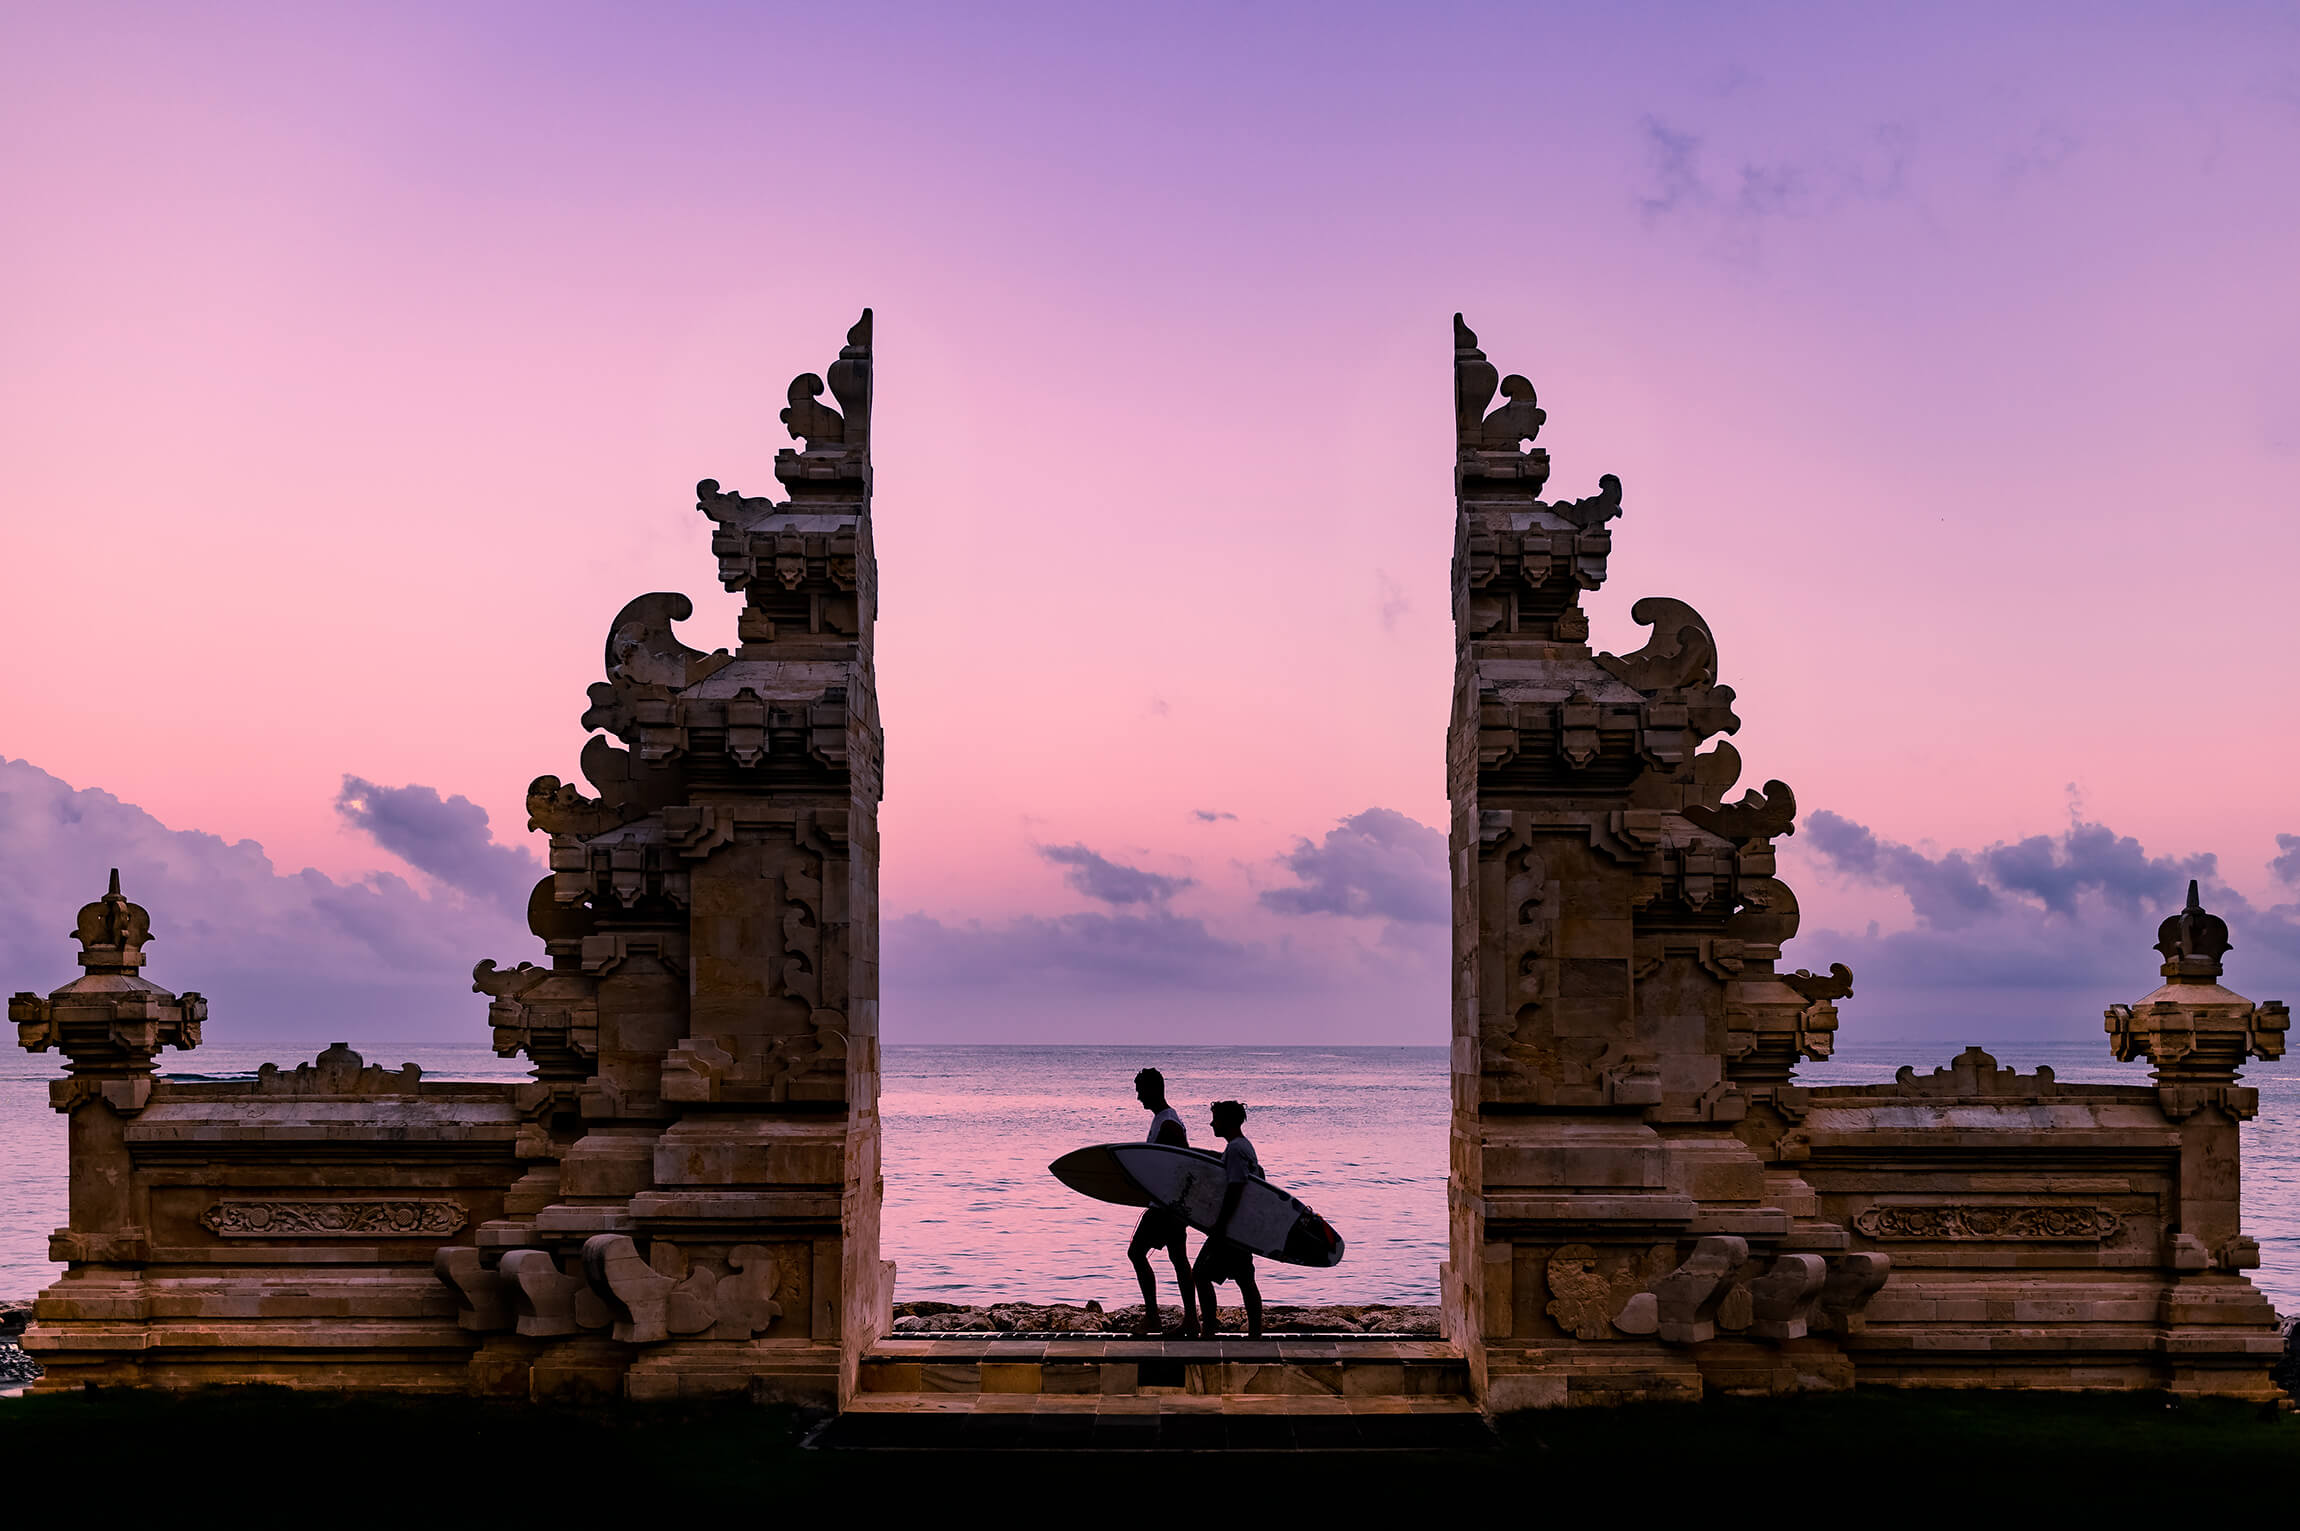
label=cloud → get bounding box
[885,908,1288,993]
[1376,570,1409,632]
[878,807,1460,1041]
[1790,808,2300,1041]
[1636,115,1914,259]
[335,776,541,912]
[0,757,536,1046]
[1639,116,1708,219]
[2275,834,2300,890]
[1038,843,1193,905]
[1192,810,1237,824]
[1260,808,1448,926]
[1804,810,2001,928]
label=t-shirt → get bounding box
[1222,1134,1262,1185]
[1146,1106,1185,1145]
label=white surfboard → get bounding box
[1049,1142,1345,1268]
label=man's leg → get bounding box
[1192,1253,1222,1337]
[1166,1235,1197,1336]
[1237,1260,1263,1339]
[1128,1221,1163,1334]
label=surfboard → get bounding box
[1048,1142,1346,1268]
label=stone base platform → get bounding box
[826,1393,1490,1450]
[827,1335,1487,1449]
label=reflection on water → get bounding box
[1,1041,2293,1317]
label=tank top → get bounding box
[1146,1106,1185,1145]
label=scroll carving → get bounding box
[1683,779,1796,843]
[1782,963,1855,1004]
[200,1199,466,1237]
[781,373,844,449]
[498,1248,610,1337]
[582,1234,785,1345]
[1595,597,1717,694]
[251,1042,419,1096]
[1851,1205,2122,1241]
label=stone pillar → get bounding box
[1442,316,1859,1408]
[475,313,889,1405]
[2106,881,2288,1335]
[10,872,205,1325]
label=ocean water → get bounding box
[2,1042,2294,1317]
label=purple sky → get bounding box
[4,3,2298,1046]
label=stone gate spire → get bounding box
[473,310,889,1402]
[1446,313,1857,1406]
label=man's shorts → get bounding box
[1132,1206,1188,1254]
[1193,1236,1255,1286]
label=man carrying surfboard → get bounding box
[1190,1099,1265,1339]
[1127,1068,1200,1338]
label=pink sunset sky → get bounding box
[3,2,2297,1045]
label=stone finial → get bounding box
[1452,312,1551,491]
[2106,882,2288,1120]
[72,868,151,971]
[12,870,205,1113]
[2154,878,2231,982]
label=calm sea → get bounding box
[2,1043,2294,1316]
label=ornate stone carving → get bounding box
[1682,779,1796,843]
[13,870,204,1109]
[1782,964,1855,1005]
[582,1234,785,1345]
[1543,1243,1678,1340]
[498,1248,610,1337]
[1747,1254,1827,1341]
[1453,313,1550,490]
[1595,597,1718,694]
[780,373,846,450]
[434,1246,509,1332]
[1544,1245,1614,1341]
[199,1199,467,1237]
[250,1042,420,1096]
[1887,1046,2061,1098]
[1813,1251,1891,1335]
[2105,881,2288,1121]
[1653,1235,1747,1346]
[1851,1205,2122,1241]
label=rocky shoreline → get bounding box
[1,1300,38,1389]
[889,1300,1440,1335]
[0,1296,1433,1388]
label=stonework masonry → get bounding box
[9,312,2288,1410]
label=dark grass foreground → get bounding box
[1,1386,2292,1517]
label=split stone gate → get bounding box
[12,314,2289,1409]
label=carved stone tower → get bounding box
[473,312,889,1403]
[2104,881,2289,1367]
[1443,316,1865,1407]
[13,872,206,1268]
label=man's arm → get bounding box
[1156,1118,1187,1148]
[1212,1183,1245,1241]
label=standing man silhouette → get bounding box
[1127,1068,1199,1337]
[1192,1099,1265,1339]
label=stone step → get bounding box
[858,1335,1471,1402]
[820,1392,1492,1451]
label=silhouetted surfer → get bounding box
[1128,1068,1199,1337]
[1192,1099,1264,1339]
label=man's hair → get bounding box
[1211,1099,1247,1131]
[1135,1067,1165,1092]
